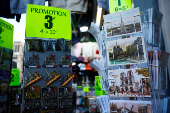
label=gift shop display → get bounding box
[22,4,73,113]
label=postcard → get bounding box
[103,7,142,38]
[110,100,152,113]
[108,68,151,97]
[106,36,147,66]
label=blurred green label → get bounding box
[10,68,20,86]
[109,0,132,13]
[83,87,89,92]
[0,18,14,49]
[95,76,103,95]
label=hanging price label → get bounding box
[26,4,71,40]
[109,0,132,13]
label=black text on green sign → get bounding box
[31,8,67,17]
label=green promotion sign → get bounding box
[0,18,14,50]
[26,4,71,40]
[10,68,20,86]
[109,0,132,13]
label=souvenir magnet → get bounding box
[66,41,71,51]
[43,53,57,68]
[25,69,43,86]
[41,87,56,99]
[24,86,40,99]
[25,38,37,51]
[58,98,73,109]
[44,69,60,86]
[58,38,64,49]
[25,52,41,68]
[62,75,74,87]
[55,40,62,51]
[59,71,74,86]
[63,40,70,52]
[35,39,45,52]
[46,40,55,51]
[42,99,57,109]
[59,53,72,67]
[58,87,73,98]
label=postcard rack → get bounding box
[102,8,168,113]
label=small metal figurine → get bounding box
[46,40,55,51]
[25,38,37,51]
[59,70,67,85]
[58,38,64,48]
[23,86,40,99]
[24,99,40,110]
[35,39,45,52]
[59,71,74,86]
[59,53,72,67]
[64,40,71,52]
[43,52,57,68]
[25,52,40,68]
[25,68,42,86]
[43,40,47,52]
[44,68,60,86]
[42,99,57,110]
[41,87,56,99]
[58,87,73,109]
[55,39,62,51]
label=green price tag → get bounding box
[10,68,20,86]
[83,87,89,92]
[26,4,71,40]
[0,18,14,50]
[109,0,132,13]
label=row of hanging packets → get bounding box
[90,57,109,93]
[88,22,106,56]
[96,95,110,113]
[25,38,70,52]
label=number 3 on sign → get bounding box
[45,15,53,29]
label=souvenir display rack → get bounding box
[22,38,73,113]
[88,7,170,113]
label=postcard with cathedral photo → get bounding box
[103,7,141,38]
[110,100,152,113]
[106,36,147,66]
[108,68,151,97]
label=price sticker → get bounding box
[26,4,71,40]
[109,0,132,13]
